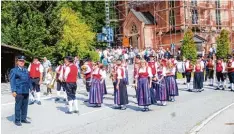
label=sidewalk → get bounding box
[198,104,234,134]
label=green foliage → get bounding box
[88,51,100,62]
[57,7,95,59]
[1,1,106,64]
[216,29,230,59]
[181,29,197,63]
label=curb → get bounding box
[189,102,234,134]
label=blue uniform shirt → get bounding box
[10,66,32,94]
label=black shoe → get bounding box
[65,111,73,114]
[113,106,121,109]
[215,88,220,90]
[63,99,66,102]
[73,110,79,114]
[142,108,146,112]
[15,122,22,126]
[37,101,41,105]
[55,98,59,102]
[83,100,88,102]
[21,120,31,124]
[221,88,225,90]
[188,89,192,92]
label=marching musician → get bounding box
[165,58,178,102]
[114,59,129,110]
[64,56,79,114]
[185,57,193,91]
[216,57,225,90]
[28,57,44,105]
[55,61,67,102]
[193,57,204,92]
[155,60,167,106]
[226,55,234,92]
[82,58,93,102]
[89,63,106,107]
[136,60,152,111]
[170,55,178,79]
[206,57,215,86]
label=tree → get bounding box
[57,7,95,59]
[216,29,230,58]
[181,29,197,63]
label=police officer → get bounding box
[64,56,79,114]
[10,56,32,126]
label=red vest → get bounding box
[216,62,223,72]
[207,61,214,69]
[148,61,156,75]
[227,61,234,72]
[117,67,124,79]
[195,65,201,72]
[185,62,193,72]
[29,63,41,78]
[92,69,101,80]
[138,67,149,78]
[85,62,92,79]
[66,64,78,83]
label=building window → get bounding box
[191,0,198,24]
[169,1,175,31]
[215,0,221,29]
[131,23,138,34]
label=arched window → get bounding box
[130,23,138,34]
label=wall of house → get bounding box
[119,1,234,50]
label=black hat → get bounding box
[17,55,25,61]
[227,55,232,59]
[65,56,74,62]
[136,55,141,59]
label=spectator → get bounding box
[43,57,51,81]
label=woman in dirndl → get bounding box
[100,64,107,95]
[89,62,106,107]
[136,60,153,111]
[165,60,179,102]
[122,59,129,85]
[155,61,167,106]
[193,59,204,92]
[114,60,129,110]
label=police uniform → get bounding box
[10,56,32,126]
[64,56,79,114]
[28,59,43,105]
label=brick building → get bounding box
[114,1,234,53]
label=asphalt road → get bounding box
[1,65,234,134]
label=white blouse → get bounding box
[92,68,106,79]
[138,67,153,78]
[117,67,126,79]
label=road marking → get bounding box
[189,102,234,134]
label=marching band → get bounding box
[25,53,234,115]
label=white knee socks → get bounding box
[68,100,73,112]
[73,100,79,111]
[36,92,41,101]
[187,83,190,89]
[57,91,61,97]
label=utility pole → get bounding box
[105,0,111,47]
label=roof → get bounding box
[193,35,207,43]
[180,34,207,43]
[1,43,27,52]
[131,9,156,25]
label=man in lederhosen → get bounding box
[64,56,79,114]
[226,55,234,92]
[28,57,44,105]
